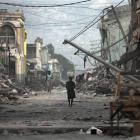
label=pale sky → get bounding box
[0,0,129,70]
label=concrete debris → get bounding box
[79,127,103,135]
[76,66,115,95]
[23,93,30,98]
[0,74,30,104]
[2,130,9,135]
[79,129,84,134]
[86,126,103,135]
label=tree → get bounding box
[47,44,55,55]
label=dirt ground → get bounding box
[0,88,110,127]
[0,134,137,140]
[0,88,137,139]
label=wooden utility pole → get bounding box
[63,39,140,82]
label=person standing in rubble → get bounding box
[46,70,53,94]
[66,76,76,107]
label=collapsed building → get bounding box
[99,5,131,63]
[64,1,140,136]
[98,3,140,135]
[0,9,27,85]
[128,0,140,73]
[99,3,140,74]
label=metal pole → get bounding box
[63,39,140,82]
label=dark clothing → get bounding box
[66,81,76,99]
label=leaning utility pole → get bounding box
[63,40,140,82]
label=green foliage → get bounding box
[47,44,55,55]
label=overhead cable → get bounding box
[69,0,125,41]
[0,0,91,7]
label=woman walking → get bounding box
[66,76,76,107]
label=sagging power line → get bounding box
[0,0,91,7]
[69,0,125,41]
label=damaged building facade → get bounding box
[27,38,61,89]
[0,9,27,84]
[41,45,51,70]
[128,0,140,73]
[27,37,51,73]
[48,59,61,86]
[99,3,140,74]
[27,37,43,72]
[99,5,131,63]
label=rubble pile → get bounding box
[76,67,116,95]
[0,74,29,104]
[95,78,114,95]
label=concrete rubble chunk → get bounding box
[0,72,30,103]
[86,126,103,135]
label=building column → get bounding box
[15,26,26,85]
[16,56,25,84]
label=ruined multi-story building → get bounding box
[48,59,61,86]
[0,9,27,84]
[99,5,131,63]
[27,37,43,72]
[126,0,140,73]
[27,37,51,73]
[99,2,140,74]
[41,45,51,70]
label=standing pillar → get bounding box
[15,26,26,85]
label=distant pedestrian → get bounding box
[46,70,53,94]
[66,76,76,107]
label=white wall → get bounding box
[102,13,130,62]
[35,41,42,70]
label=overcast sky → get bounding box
[0,0,128,70]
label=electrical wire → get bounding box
[25,21,98,27]
[69,11,103,41]
[69,0,125,41]
[26,27,86,31]
[24,9,98,26]
[0,0,91,7]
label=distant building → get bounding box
[48,59,61,85]
[27,43,37,71]
[27,37,44,71]
[35,37,43,70]
[48,59,60,73]
[99,5,131,62]
[0,9,27,84]
[41,45,51,70]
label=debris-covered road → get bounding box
[1,134,138,140]
[0,88,138,140]
[0,88,110,127]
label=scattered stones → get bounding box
[0,74,30,104]
[86,126,103,135]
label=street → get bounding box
[0,88,135,140]
[0,0,140,139]
[0,88,110,128]
[0,134,134,140]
